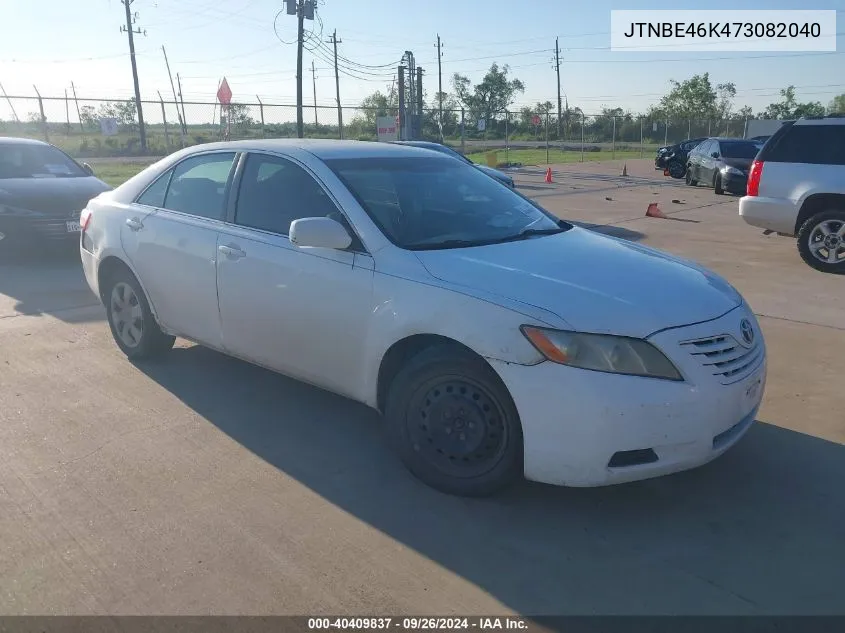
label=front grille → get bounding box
[680,334,762,384]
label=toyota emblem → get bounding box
[740,318,754,346]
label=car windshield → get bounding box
[0,143,87,179]
[326,156,567,250]
[720,142,761,159]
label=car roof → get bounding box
[0,136,51,146]
[177,138,446,160]
[708,137,759,142]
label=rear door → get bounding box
[121,151,238,349]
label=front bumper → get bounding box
[0,214,82,245]
[721,171,748,195]
[489,306,766,487]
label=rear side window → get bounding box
[762,125,845,166]
[137,171,172,207]
[163,152,237,220]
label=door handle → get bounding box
[125,217,143,231]
[218,244,246,259]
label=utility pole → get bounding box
[310,59,318,127]
[327,30,343,139]
[554,36,562,141]
[120,0,147,152]
[435,34,443,141]
[284,0,313,138]
[0,82,19,123]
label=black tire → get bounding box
[103,265,175,359]
[667,160,685,179]
[685,169,697,186]
[796,210,845,274]
[714,174,724,195]
[384,344,523,497]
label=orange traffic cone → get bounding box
[663,168,670,176]
[646,203,667,219]
[544,167,553,184]
[621,163,628,177]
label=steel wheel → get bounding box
[110,282,144,348]
[807,219,845,265]
[406,376,509,479]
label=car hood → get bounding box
[0,176,112,217]
[475,164,512,182]
[721,157,753,171]
[414,227,741,338]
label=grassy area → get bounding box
[466,148,646,166]
[88,161,155,187]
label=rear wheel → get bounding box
[103,266,175,359]
[384,345,523,497]
[797,210,845,274]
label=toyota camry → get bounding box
[79,139,766,496]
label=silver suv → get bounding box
[738,115,845,274]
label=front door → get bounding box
[215,151,375,399]
[121,151,238,349]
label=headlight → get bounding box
[521,326,683,381]
[722,165,745,176]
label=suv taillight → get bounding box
[746,160,763,197]
[80,208,92,232]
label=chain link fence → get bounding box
[0,94,753,162]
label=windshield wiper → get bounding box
[517,227,565,239]
[407,238,496,251]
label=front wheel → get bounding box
[714,174,724,195]
[103,266,175,359]
[685,169,697,186]
[384,345,523,497]
[797,210,845,274]
[667,160,685,179]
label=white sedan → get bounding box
[79,140,766,496]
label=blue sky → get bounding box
[1,0,842,117]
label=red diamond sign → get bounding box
[217,78,232,105]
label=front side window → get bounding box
[326,156,568,250]
[0,143,87,179]
[162,152,236,220]
[234,153,339,235]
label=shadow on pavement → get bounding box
[0,244,103,324]
[136,345,845,615]
[573,222,646,242]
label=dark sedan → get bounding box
[0,137,111,249]
[390,140,515,188]
[685,137,763,195]
[654,137,707,175]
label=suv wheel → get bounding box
[797,210,845,274]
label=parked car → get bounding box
[685,138,763,195]
[80,139,766,496]
[0,137,111,250]
[655,137,707,177]
[739,115,845,274]
[391,140,515,188]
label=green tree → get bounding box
[659,73,734,120]
[220,103,255,129]
[759,86,825,119]
[828,93,845,114]
[79,105,97,130]
[452,63,525,130]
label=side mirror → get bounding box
[289,217,352,250]
[711,152,719,159]
[81,162,94,175]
